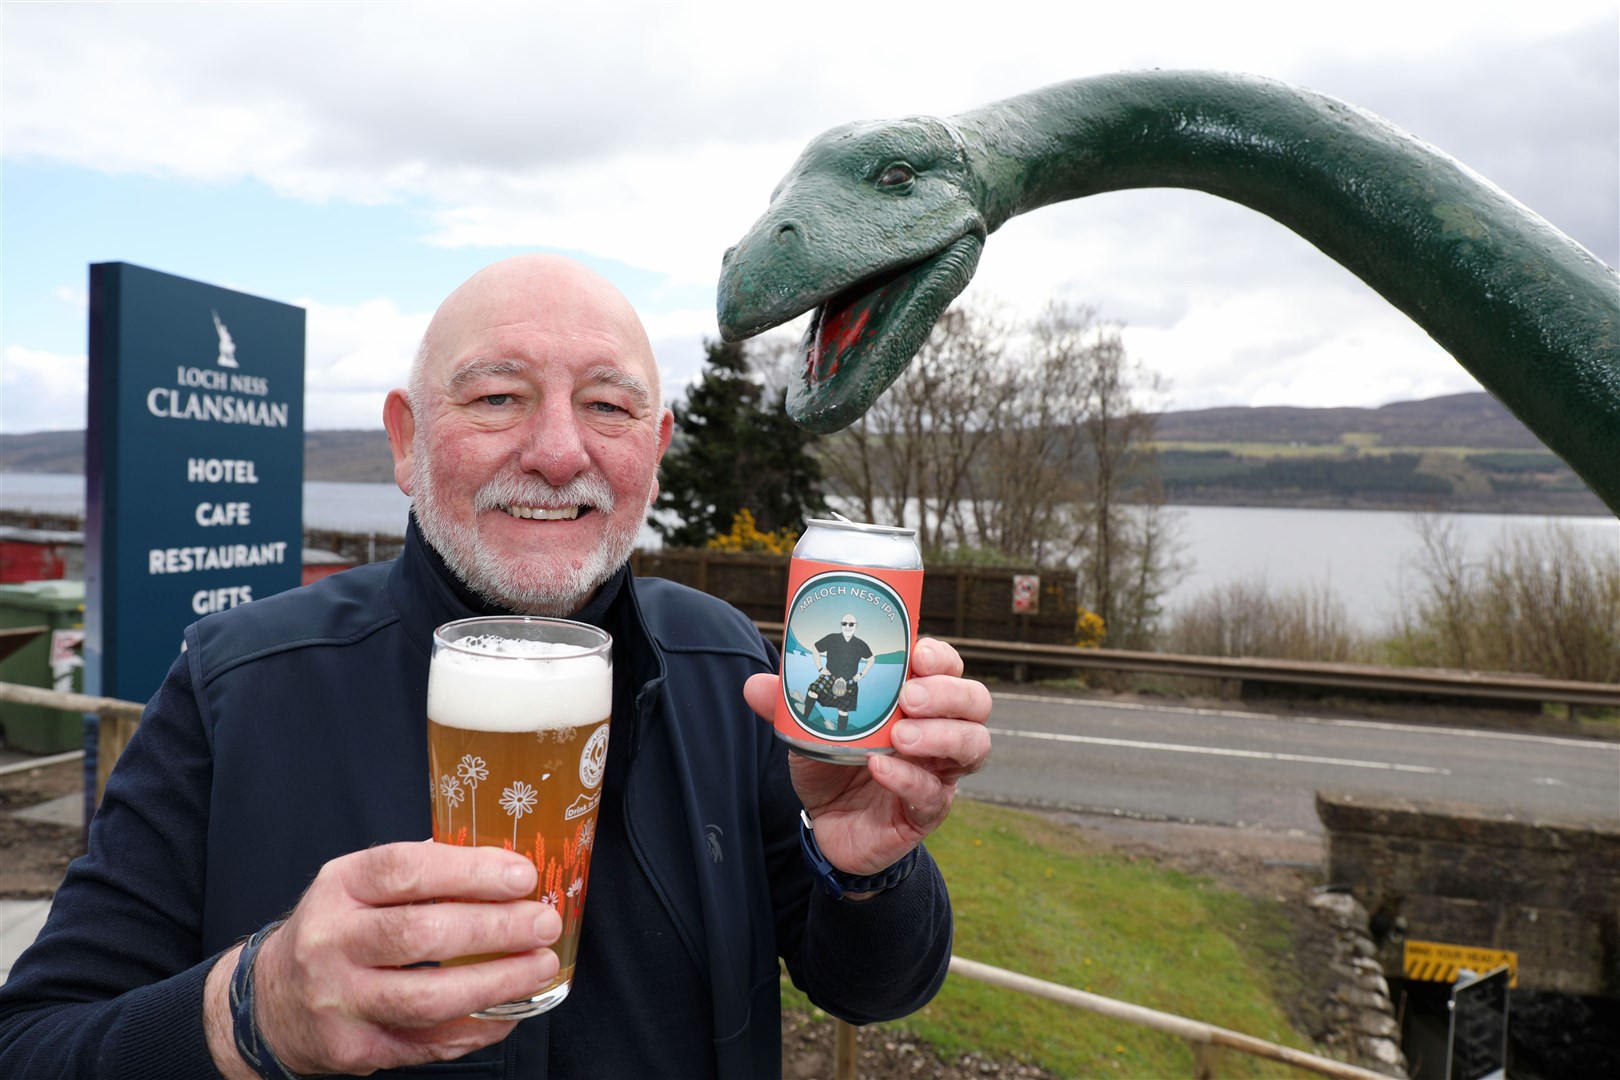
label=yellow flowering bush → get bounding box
[1074,609,1106,648]
[706,509,798,555]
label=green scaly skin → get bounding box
[716,71,1620,515]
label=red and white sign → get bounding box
[1012,575,1040,615]
[50,628,85,667]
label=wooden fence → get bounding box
[631,548,1081,645]
[0,514,1077,649]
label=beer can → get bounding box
[774,516,924,764]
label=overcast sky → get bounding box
[2,0,1615,434]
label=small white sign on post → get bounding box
[49,628,85,692]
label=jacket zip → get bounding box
[621,681,710,989]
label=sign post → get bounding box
[1447,966,1510,1080]
[84,263,305,806]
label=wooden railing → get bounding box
[0,680,144,800]
[950,955,1394,1078]
[1,677,1393,1078]
[826,955,1398,1080]
[826,956,1396,1079]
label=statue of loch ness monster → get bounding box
[715,71,1620,515]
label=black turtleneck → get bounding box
[410,511,628,625]
[410,513,716,1076]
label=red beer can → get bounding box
[774,516,924,763]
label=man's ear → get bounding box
[656,408,675,459]
[382,389,417,495]
[649,407,675,502]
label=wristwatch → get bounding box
[798,810,920,900]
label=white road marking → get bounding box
[988,725,1452,774]
[992,691,1620,751]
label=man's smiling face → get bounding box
[386,256,674,615]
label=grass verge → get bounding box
[785,800,1327,1077]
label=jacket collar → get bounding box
[385,514,662,700]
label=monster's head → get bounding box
[716,116,985,432]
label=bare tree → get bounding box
[912,307,1017,552]
[964,309,1092,564]
[813,305,1008,552]
[1044,302,1176,646]
[810,297,1181,647]
[1405,510,1478,669]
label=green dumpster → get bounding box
[0,579,86,753]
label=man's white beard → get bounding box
[411,435,651,616]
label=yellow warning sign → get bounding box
[1403,939,1518,987]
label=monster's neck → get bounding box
[952,72,1619,511]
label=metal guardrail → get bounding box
[754,621,1620,711]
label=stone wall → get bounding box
[1316,792,1620,996]
[1307,888,1409,1076]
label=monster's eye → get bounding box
[876,163,914,188]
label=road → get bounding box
[961,691,1620,835]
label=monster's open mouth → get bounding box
[802,261,917,384]
[792,232,983,432]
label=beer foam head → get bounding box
[429,637,611,732]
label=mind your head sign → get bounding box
[85,262,305,704]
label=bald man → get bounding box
[0,256,993,1080]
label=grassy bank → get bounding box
[785,800,1326,1078]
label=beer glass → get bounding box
[428,616,612,1019]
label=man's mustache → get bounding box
[473,473,617,513]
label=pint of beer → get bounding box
[427,616,612,1020]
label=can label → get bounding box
[775,558,924,752]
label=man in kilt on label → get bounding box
[802,614,875,734]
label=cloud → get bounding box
[298,296,433,428]
[0,297,433,433]
[52,285,88,311]
[1303,19,1619,266]
[10,4,1610,256]
[3,0,1611,431]
[1,346,88,432]
[412,138,811,287]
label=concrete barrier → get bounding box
[1317,791,1620,996]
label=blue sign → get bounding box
[85,262,305,705]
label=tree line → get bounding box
[654,301,1179,649]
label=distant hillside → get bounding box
[1147,393,1606,514]
[0,430,87,473]
[0,429,395,482]
[0,393,1605,515]
[1155,392,1544,449]
[304,430,396,482]
[1,393,1545,473]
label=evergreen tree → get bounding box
[655,338,826,548]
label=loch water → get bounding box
[2,472,1614,632]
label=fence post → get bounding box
[834,1019,857,1080]
[1013,610,1029,683]
[953,569,967,637]
[1191,1039,1221,1078]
